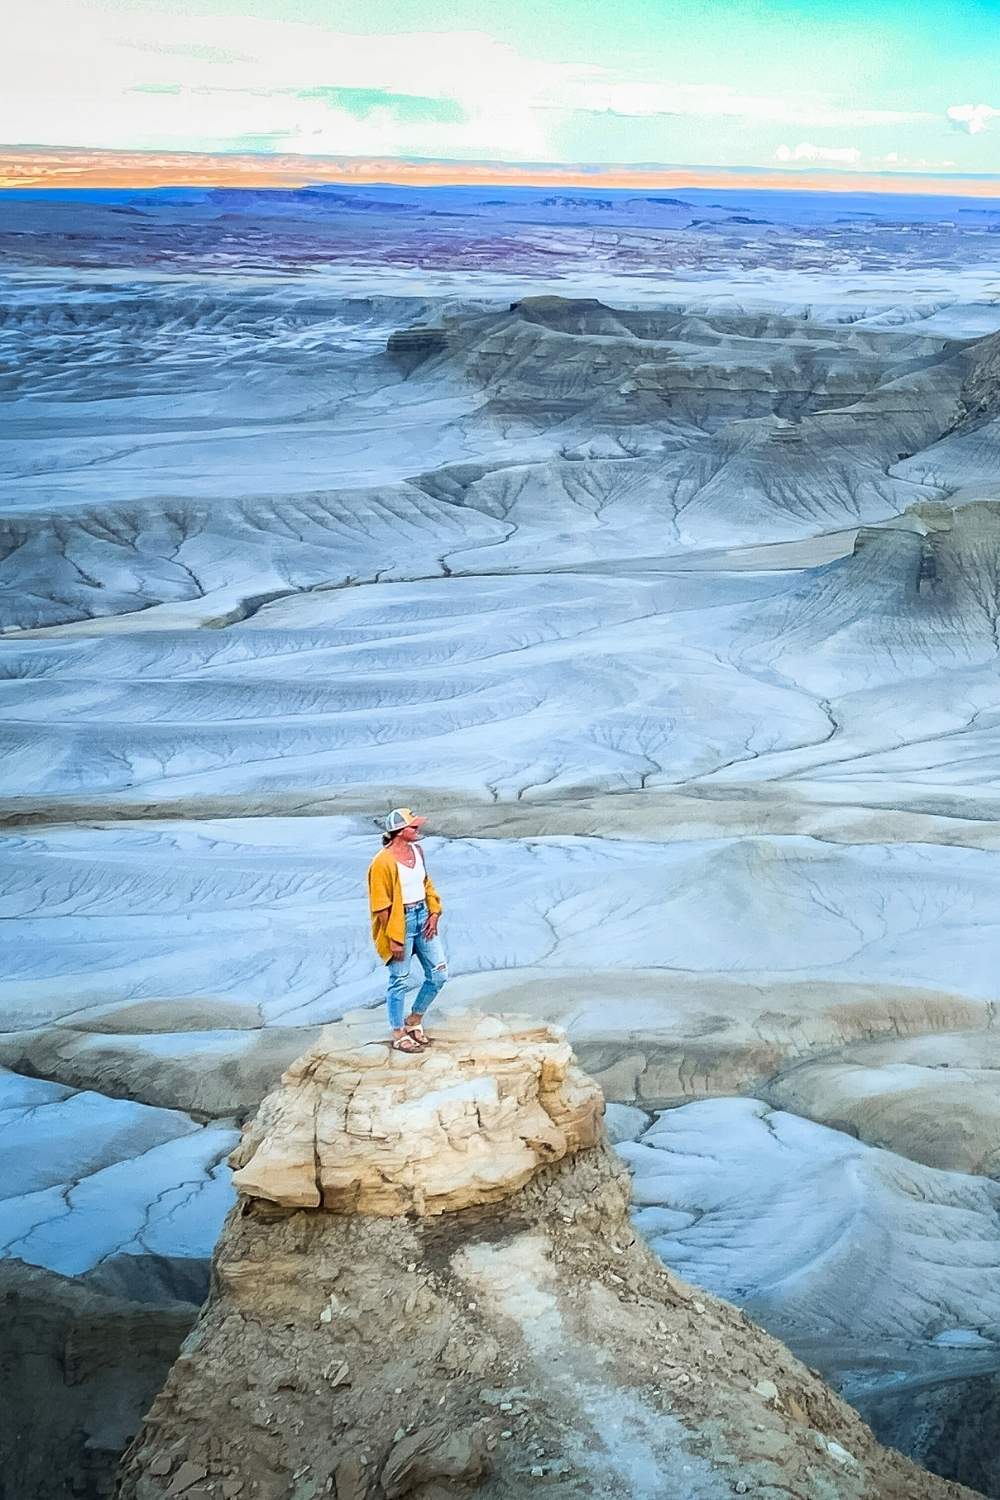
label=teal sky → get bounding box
[7,0,1000,172]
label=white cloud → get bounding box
[541,80,929,128]
[775,142,862,165]
[805,106,930,128]
[1,14,570,157]
[946,103,1000,135]
[0,0,940,160]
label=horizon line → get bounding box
[4,145,1000,199]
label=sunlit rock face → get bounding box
[5,184,1000,1495]
[230,1012,603,1213]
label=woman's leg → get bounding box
[408,926,448,1021]
[385,919,416,1033]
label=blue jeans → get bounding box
[386,902,448,1031]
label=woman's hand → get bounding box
[389,939,405,960]
[423,913,439,939]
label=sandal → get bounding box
[406,1024,432,1046]
[391,1034,423,1053]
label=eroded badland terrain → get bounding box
[3,184,1000,1498]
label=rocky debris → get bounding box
[229,1012,603,1214]
[166,1461,207,1494]
[118,1019,979,1500]
[380,1423,485,1497]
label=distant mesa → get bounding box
[508,294,613,318]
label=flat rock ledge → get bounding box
[229,1012,604,1214]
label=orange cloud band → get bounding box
[3,146,1000,198]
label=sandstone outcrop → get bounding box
[229,1013,604,1213]
[118,1016,979,1500]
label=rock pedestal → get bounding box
[229,1012,603,1214]
[117,1013,977,1500]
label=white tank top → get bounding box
[397,844,426,904]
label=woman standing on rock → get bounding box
[368,808,448,1053]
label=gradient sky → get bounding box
[7,0,1000,175]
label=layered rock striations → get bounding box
[117,1017,978,1500]
[230,1013,603,1213]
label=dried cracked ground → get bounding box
[3,191,1000,1496]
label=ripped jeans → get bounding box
[385,901,448,1031]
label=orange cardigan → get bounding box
[367,846,443,962]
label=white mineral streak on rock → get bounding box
[230,1012,604,1212]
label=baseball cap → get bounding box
[383,807,428,834]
